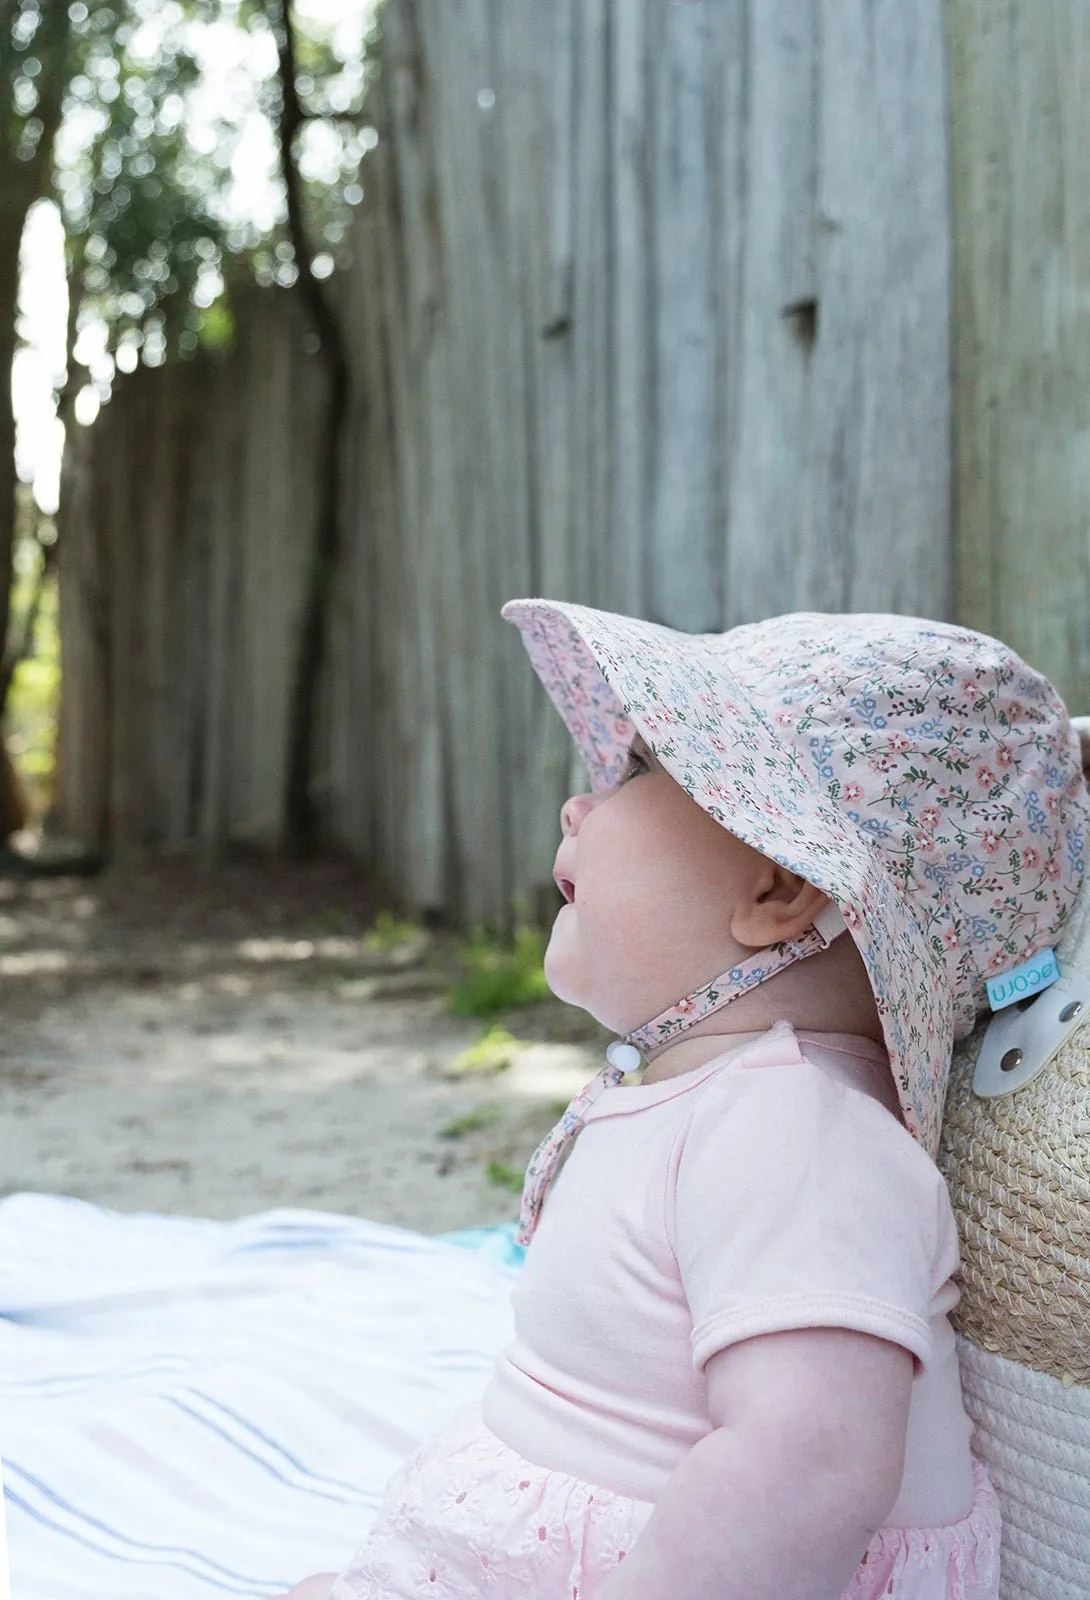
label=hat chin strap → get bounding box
[516,904,848,1244]
[621,901,848,1061]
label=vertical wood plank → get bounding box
[647,0,720,628]
[950,0,1090,704]
[724,0,819,625]
[804,0,952,616]
[608,0,652,621]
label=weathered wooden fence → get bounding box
[57,293,326,851]
[55,0,1087,924]
[323,0,951,924]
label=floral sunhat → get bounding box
[503,600,1089,1155]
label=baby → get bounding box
[282,601,1087,1600]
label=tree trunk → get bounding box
[0,208,26,685]
[0,0,70,706]
[270,0,353,855]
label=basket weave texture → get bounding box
[956,1338,1090,1600]
[939,1015,1090,1386]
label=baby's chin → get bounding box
[542,941,635,1035]
[541,932,579,1008]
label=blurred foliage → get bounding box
[445,1025,529,1079]
[439,1104,502,1139]
[485,1161,525,1195]
[363,909,423,954]
[1,1,70,181]
[5,529,60,817]
[256,0,378,283]
[3,0,380,371]
[52,1,220,361]
[449,926,552,1019]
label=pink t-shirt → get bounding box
[482,1021,976,1526]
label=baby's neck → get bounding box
[640,1030,771,1084]
[638,938,884,1086]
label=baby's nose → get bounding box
[560,792,595,836]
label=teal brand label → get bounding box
[985,948,1060,1012]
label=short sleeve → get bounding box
[670,1063,954,1375]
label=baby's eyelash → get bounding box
[620,746,650,781]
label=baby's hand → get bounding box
[273,1575,337,1600]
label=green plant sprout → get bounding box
[446,1025,528,1079]
[486,1160,525,1194]
[438,1105,503,1138]
[364,910,423,954]
[448,924,551,1017]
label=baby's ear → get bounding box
[730,869,831,950]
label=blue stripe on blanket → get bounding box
[164,1397,363,1504]
[7,1464,283,1594]
[0,1195,520,1599]
[181,1392,367,1499]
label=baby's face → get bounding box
[546,736,766,1032]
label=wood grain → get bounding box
[949,0,1090,705]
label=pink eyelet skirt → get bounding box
[331,1405,1001,1600]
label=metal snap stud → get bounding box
[1059,1001,1083,1024]
[1000,1048,1024,1073]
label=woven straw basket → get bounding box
[938,880,1090,1600]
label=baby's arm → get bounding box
[597,1324,913,1600]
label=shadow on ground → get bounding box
[0,857,607,1231]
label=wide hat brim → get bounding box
[503,597,955,1155]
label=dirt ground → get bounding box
[0,856,608,1233]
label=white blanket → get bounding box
[0,1194,518,1598]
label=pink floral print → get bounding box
[330,1407,653,1600]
